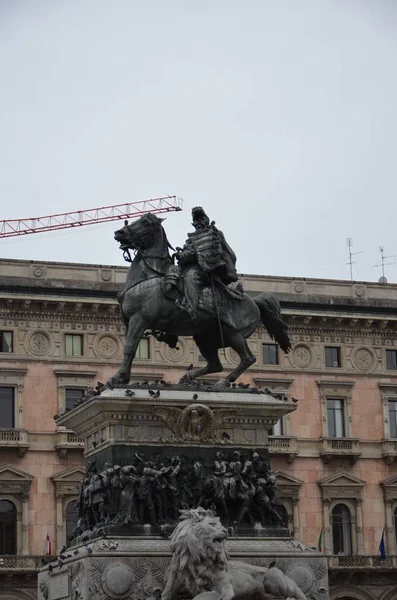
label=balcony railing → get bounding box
[328,555,397,569]
[268,436,298,463]
[0,555,49,570]
[56,428,84,457]
[382,439,397,464]
[320,437,361,464]
[0,428,29,456]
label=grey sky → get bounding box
[1,1,397,282]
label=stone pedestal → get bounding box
[39,385,329,599]
[38,536,328,600]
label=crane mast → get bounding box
[0,195,183,239]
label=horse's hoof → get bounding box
[108,373,130,386]
[214,380,230,390]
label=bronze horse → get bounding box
[108,213,290,387]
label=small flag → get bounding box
[317,528,323,552]
[44,524,52,556]
[379,528,386,560]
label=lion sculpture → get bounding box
[161,508,307,600]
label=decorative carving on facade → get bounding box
[152,403,237,442]
[100,269,112,282]
[33,266,45,278]
[159,338,187,363]
[27,331,52,356]
[95,334,119,359]
[292,344,312,368]
[352,347,374,371]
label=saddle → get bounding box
[162,265,243,317]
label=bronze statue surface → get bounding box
[109,207,291,388]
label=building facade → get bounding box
[0,257,397,600]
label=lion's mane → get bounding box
[167,508,233,599]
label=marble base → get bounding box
[38,535,329,600]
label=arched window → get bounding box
[66,500,79,544]
[277,504,289,529]
[0,500,16,554]
[332,503,352,555]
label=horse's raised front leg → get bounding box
[179,336,223,384]
[108,314,147,385]
[215,335,255,389]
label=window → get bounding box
[325,346,341,368]
[332,503,352,555]
[327,398,345,438]
[65,334,83,357]
[65,389,85,411]
[0,500,16,554]
[66,500,79,544]
[386,350,397,370]
[394,506,397,546]
[263,344,278,365]
[136,338,150,360]
[277,504,289,529]
[271,419,284,436]
[389,400,397,438]
[0,388,15,428]
[0,332,13,353]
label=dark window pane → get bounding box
[65,389,85,411]
[66,500,79,544]
[263,344,278,365]
[136,338,150,359]
[386,350,397,370]
[0,332,13,353]
[0,500,16,554]
[277,504,289,528]
[389,400,397,438]
[394,507,397,546]
[0,387,15,428]
[327,398,344,438]
[65,335,83,357]
[332,503,352,555]
[270,419,284,436]
[325,347,341,367]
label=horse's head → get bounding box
[114,213,165,252]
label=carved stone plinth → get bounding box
[56,386,297,455]
[38,535,329,600]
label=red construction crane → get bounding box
[0,195,183,239]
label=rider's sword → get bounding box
[211,277,226,359]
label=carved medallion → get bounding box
[294,282,304,293]
[101,562,135,599]
[28,331,51,356]
[159,338,187,363]
[101,269,112,282]
[33,266,44,278]
[285,563,316,594]
[96,334,119,359]
[292,344,312,368]
[353,347,374,371]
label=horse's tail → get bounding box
[254,293,291,354]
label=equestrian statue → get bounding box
[108,207,291,388]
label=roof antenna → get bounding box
[373,247,397,283]
[346,238,363,281]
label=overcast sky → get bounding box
[1,1,396,282]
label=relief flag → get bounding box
[379,528,386,560]
[44,522,52,556]
[317,528,323,552]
